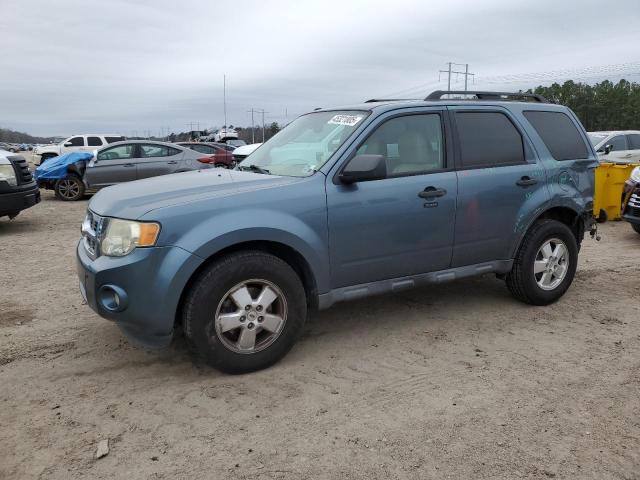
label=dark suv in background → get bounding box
[0,149,40,219]
[77,90,598,373]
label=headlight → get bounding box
[630,166,640,183]
[0,165,17,186]
[101,218,160,257]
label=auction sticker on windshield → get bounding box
[328,114,364,126]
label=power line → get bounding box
[439,62,475,91]
[375,60,640,100]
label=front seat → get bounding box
[394,130,429,175]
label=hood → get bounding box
[89,168,304,219]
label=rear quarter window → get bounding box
[523,111,589,160]
[105,136,125,144]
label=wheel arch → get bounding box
[175,239,320,329]
[511,205,584,258]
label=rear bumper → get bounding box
[76,241,202,348]
[0,183,40,217]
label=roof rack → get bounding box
[425,90,548,103]
[364,98,418,103]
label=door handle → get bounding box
[167,160,178,164]
[623,153,633,158]
[123,163,135,167]
[516,176,538,187]
[418,186,447,199]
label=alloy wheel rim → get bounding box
[214,279,287,354]
[534,238,569,291]
[59,179,80,199]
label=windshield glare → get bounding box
[238,110,368,177]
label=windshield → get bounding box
[238,110,369,177]
[588,133,608,146]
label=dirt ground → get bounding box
[1,164,639,479]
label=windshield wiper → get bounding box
[238,164,271,175]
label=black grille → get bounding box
[8,156,33,184]
[625,205,640,218]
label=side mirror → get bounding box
[339,154,386,184]
[64,142,73,147]
[603,144,613,155]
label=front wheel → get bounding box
[54,175,85,201]
[632,223,640,235]
[182,251,307,373]
[506,219,578,305]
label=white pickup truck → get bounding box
[34,134,125,164]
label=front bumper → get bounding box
[76,240,202,348]
[0,183,41,217]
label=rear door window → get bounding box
[140,144,181,157]
[626,134,640,150]
[523,111,589,160]
[455,112,524,168]
[87,136,103,147]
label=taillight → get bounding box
[197,156,215,164]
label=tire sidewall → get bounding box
[519,221,578,304]
[184,253,307,373]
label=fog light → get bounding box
[98,284,129,312]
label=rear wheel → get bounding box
[182,251,307,373]
[632,223,640,235]
[54,175,85,201]
[506,219,578,305]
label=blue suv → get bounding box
[77,91,598,373]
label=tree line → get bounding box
[531,79,640,131]
[4,80,639,143]
[0,128,53,144]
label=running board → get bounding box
[317,260,513,310]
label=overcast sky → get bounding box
[2,0,640,137]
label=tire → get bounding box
[182,251,307,373]
[596,209,608,223]
[54,175,85,201]
[506,219,578,306]
[632,223,640,235]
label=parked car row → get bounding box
[35,140,228,201]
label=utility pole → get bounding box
[439,62,475,93]
[247,109,256,143]
[223,74,227,129]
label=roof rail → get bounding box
[364,98,417,103]
[425,90,548,103]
